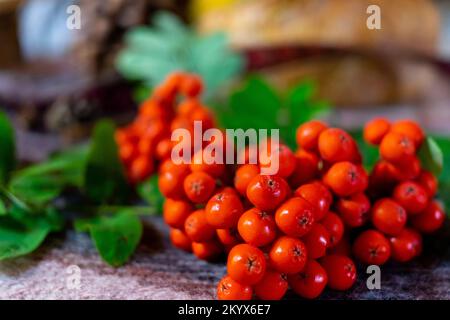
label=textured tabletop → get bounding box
[0,217,449,300]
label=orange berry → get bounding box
[363,117,391,145]
[391,120,424,149]
[416,170,438,198]
[296,120,328,151]
[184,209,216,242]
[180,74,203,98]
[169,228,192,252]
[183,171,216,204]
[318,128,361,164]
[192,240,222,261]
[190,149,225,178]
[158,161,190,200]
[205,190,244,228]
[253,270,288,300]
[217,275,253,300]
[380,132,416,165]
[237,208,277,247]
[410,201,446,234]
[289,150,320,188]
[155,138,173,160]
[323,161,368,197]
[294,182,332,221]
[247,175,290,212]
[275,197,316,238]
[234,164,259,196]
[129,156,154,183]
[163,199,194,229]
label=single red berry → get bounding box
[295,182,332,221]
[227,244,266,285]
[416,170,438,198]
[234,164,260,196]
[380,132,416,165]
[389,228,423,262]
[321,212,345,248]
[216,228,242,247]
[237,208,277,247]
[163,199,194,229]
[275,197,316,238]
[169,228,192,252]
[372,198,407,236]
[296,120,328,152]
[288,260,328,299]
[318,128,361,164]
[410,201,446,234]
[393,181,429,215]
[336,193,371,228]
[259,142,296,178]
[246,174,290,211]
[253,270,288,300]
[184,209,216,242]
[269,236,308,274]
[192,240,222,261]
[353,230,391,265]
[363,118,391,145]
[323,162,368,197]
[205,190,244,228]
[217,275,253,300]
[183,172,216,204]
[301,223,330,259]
[289,149,321,188]
[320,255,357,291]
[390,119,424,149]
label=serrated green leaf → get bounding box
[419,137,443,177]
[77,212,142,267]
[0,216,50,260]
[83,120,129,204]
[0,111,15,185]
[137,175,164,213]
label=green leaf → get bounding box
[83,120,129,204]
[137,175,164,213]
[351,130,379,171]
[0,111,15,185]
[76,212,143,267]
[418,137,444,177]
[116,11,243,99]
[0,216,50,260]
[0,199,6,216]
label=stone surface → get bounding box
[0,217,449,300]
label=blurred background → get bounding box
[0,0,449,162]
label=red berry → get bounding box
[246,174,290,211]
[393,181,428,215]
[318,128,361,164]
[363,118,391,145]
[301,223,330,259]
[217,275,252,300]
[296,120,328,152]
[275,197,316,238]
[227,244,266,285]
[321,212,345,248]
[295,182,332,221]
[183,172,216,204]
[410,201,446,234]
[205,190,244,228]
[288,260,328,299]
[237,208,277,247]
[372,198,407,236]
[269,236,308,274]
[184,209,216,242]
[353,230,391,265]
[321,255,357,291]
[253,270,288,300]
[416,170,438,198]
[336,193,371,228]
[389,228,423,262]
[323,162,368,197]
[234,164,259,196]
[260,142,296,178]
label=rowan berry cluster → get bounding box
[115,72,214,184]
[117,73,446,300]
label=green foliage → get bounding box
[116,11,243,100]
[83,120,129,204]
[419,137,443,177]
[74,211,142,267]
[0,111,15,185]
[217,77,329,149]
[137,174,164,213]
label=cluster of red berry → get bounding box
[117,73,446,300]
[115,72,215,184]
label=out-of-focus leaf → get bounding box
[0,111,15,185]
[75,211,142,267]
[0,199,6,215]
[352,130,379,171]
[83,120,129,204]
[0,216,50,260]
[137,175,164,213]
[116,11,243,100]
[419,137,443,177]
